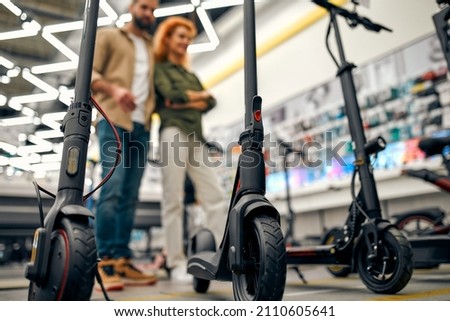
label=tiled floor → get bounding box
[1,261,450,301]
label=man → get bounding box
[91,0,159,291]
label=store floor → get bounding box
[1,262,449,301]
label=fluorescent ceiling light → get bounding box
[10,153,41,164]
[53,143,63,154]
[153,0,239,53]
[7,68,59,110]
[35,112,66,139]
[154,4,195,18]
[2,0,22,16]
[6,67,20,78]
[0,95,7,106]
[196,7,219,46]
[32,61,78,75]
[9,154,42,171]
[116,13,132,28]
[31,2,117,74]
[34,130,64,139]
[0,116,33,127]
[202,0,243,10]
[41,112,66,130]
[188,42,217,54]
[1,76,11,84]
[8,91,58,109]
[33,23,80,74]
[20,106,36,117]
[16,135,53,156]
[100,0,118,20]
[0,20,41,41]
[0,142,18,155]
[58,87,75,106]
[0,56,15,69]
[40,153,62,163]
[31,162,61,173]
[0,156,9,166]
[22,69,59,95]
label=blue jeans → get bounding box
[95,120,149,259]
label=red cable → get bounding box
[83,97,122,201]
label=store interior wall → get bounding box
[189,0,448,239]
[195,0,437,133]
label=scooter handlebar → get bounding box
[312,0,392,33]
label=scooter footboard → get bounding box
[408,235,450,268]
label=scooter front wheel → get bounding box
[28,216,97,300]
[232,215,286,300]
[356,227,413,294]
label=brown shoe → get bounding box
[96,259,124,291]
[115,257,158,286]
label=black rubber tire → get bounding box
[356,227,413,294]
[395,214,443,236]
[232,215,286,301]
[191,229,215,294]
[28,216,97,301]
[322,228,352,277]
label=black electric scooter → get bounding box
[187,0,287,301]
[285,0,414,294]
[25,0,113,300]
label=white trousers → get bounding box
[160,127,227,269]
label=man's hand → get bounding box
[91,79,136,113]
[112,85,136,112]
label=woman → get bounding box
[153,16,227,282]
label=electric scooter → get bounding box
[187,0,287,301]
[285,0,414,294]
[24,0,119,300]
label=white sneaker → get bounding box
[171,264,193,284]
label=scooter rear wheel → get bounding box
[396,214,444,236]
[356,227,413,294]
[190,229,215,294]
[322,228,352,277]
[232,215,286,300]
[28,216,97,300]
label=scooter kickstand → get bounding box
[292,265,307,284]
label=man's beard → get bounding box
[134,15,154,33]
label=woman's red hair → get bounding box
[153,16,197,68]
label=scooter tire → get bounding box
[28,216,97,300]
[232,215,286,301]
[190,229,215,294]
[356,227,413,294]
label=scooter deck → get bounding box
[286,244,343,265]
[408,235,450,268]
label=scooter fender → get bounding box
[228,193,280,274]
[352,219,396,270]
